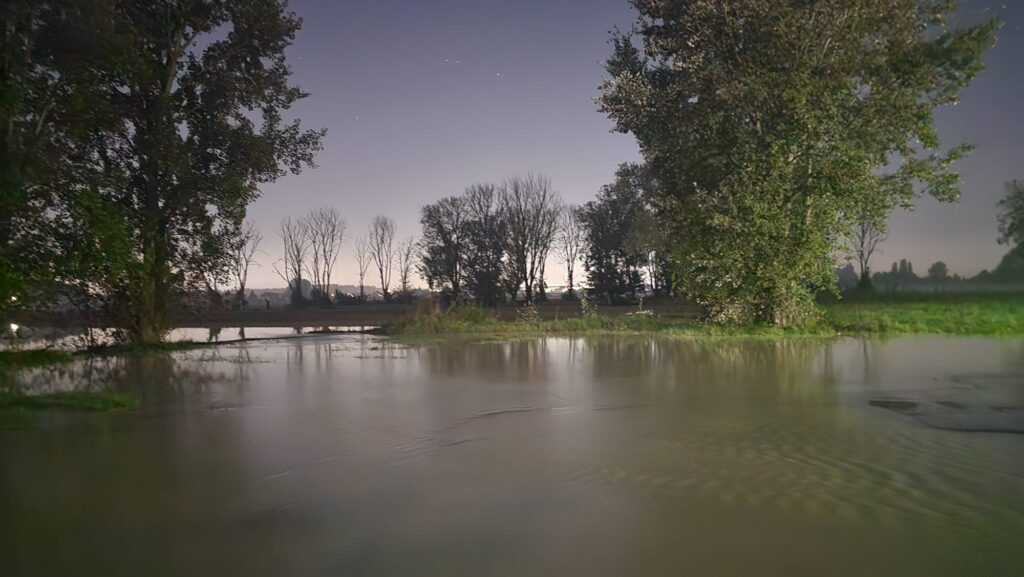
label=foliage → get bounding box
[600,0,998,326]
[579,164,650,301]
[419,195,467,299]
[927,261,949,280]
[462,184,507,306]
[3,1,324,343]
[499,174,561,302]
[998,180,1024,248]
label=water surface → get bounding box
[1,335,1022,576]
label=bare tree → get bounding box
[556,204,583,296]
[306,207,347,302]
[232,220,263,309]
[353,236,371,301]
[368,215,396,301]
[396,237,417,296]
[848,217,887,288]
[273,216,309,305]
[499,174,561,302]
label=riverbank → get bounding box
[381,296,1024,338]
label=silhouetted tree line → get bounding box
[419,175,563,305]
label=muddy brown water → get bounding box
[1,335,1022,576]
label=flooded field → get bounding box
[1,335,1022,576]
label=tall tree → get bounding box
[848,213,888,289]
[998,180,1024,249]
[556,205,584,297]
[232,221,263,309]
[927,261,949,280]
[274,217,309,306]
[600,0,997,325]
[462,183,507,307]
[499,174,561,303]
[306,206,346,302]
[419,196,466,299]
[368,215,395,301]
[395,237,417,297]
[579,166,648,302]
[1,1,120,321]
[40,0,324,341]
[353,236,371,301]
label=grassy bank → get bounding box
[382,296,1024,338]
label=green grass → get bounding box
[0,390,137,411]
[382,296,1024,338]
[825,298,1024,335]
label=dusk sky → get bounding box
[248,0,1023,289]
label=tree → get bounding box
[368,216,396,301]
[579,166,647,302]
[274,217,309,306]
[419,196,466,299]
[17,1,325,342]
[928,261,949,281]
[1,1,125,322]
[353,236,371,301]
[499,174,561,303]
[998,180,1024,249]
[232,221,263,310]
[600,0,997,325]
[848,214,888,289]
[306,207,346,303]
[556,205,583,297]
[462,183,507,307]
[395,237,417,297]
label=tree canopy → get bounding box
[600,0,998,325]
[2,0,324,341]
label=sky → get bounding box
[246,0,1024,289]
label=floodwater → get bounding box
[1,335,1022,576]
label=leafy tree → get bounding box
[1,1,122,321]
[419,196,466,300]
[927,261,949,280]
[462,184,507,307]
[499,174,561,303]
[31,0,325,342]
[998,180,1024,249]
[579,165,648,302]
[600,0,997,325]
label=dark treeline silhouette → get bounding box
[419,175,561,306]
